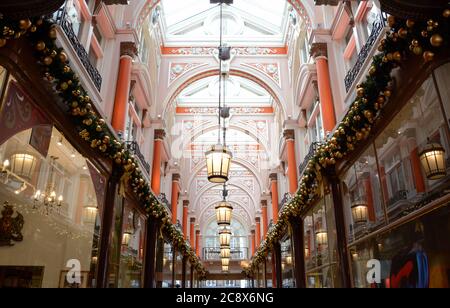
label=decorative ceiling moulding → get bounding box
[0,0,65,19]
[379,0,448,20]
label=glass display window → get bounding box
[0,126,102,288]
[118,205,146,288]
[155,238,174,288]
[280,235,295,287]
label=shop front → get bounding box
[339,62,450,288]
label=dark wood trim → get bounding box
[273,242,282,288]
[96,168,121,288]
[143,219,158,288]
[329,170,352,288]
[289,218,306,288]
[190,264,194,288]
[181,255,187,288]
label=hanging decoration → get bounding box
[0,15,207,278]
[249,8,450,267]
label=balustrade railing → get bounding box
[202,247,249,261]
[298,142,322,177]
[344,14,387,92]
[125,141,151,174]
[53,4,102,91]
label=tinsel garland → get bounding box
[249,8,450,267]
[0,16,207,278]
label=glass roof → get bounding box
[160,0,289,45]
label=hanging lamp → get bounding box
[205,1,232,184]
[215,184,233,226]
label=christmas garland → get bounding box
[0,16,207,278]
[250,8,450,267]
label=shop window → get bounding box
[341,146,385,242]
[118,206,146,288]
[0,127,102,288]
[174,250,183,288]
[303,194,341,288]
[155,238,174,288]
[265,252,273,288]
[281,235,295,288]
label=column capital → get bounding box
[120,41,138,58]
[251,229,255,234]
[190,217,195,223]
[154,129,166,141]
[310,42,328,59]
[261,200,268,207]
[269,173,278,181]
[195,230,200,235]
[172,173,181,182]
[255,217,261,223]
[283,129,295,141]
[183,200,189,207]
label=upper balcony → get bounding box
[53,3,102,92]
[344,13,387,92]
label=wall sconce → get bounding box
[83,200,98,225]
[315,230,328,245]
[419,142,447,180]
[285,255,292,265]
[351,201,368,224]
[122,230,132,246]
[1,159,9,173]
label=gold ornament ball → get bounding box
[36,41,46,51]
[19,19,32,30]
[421,30,428,37]
[0,39,6,48]
[387,16,396,27]
[59,52,68,63]
[423,51,435,62]
[384,90,392,98]
[406,19,415,28]
[30,26,37,33]
[96,125,102,132]
[427,19,434,26]
[357,87,365,97]
[430,34,443,47]
[413,46,423,56]
[43,56,53,66]
[386,53,393,61]
[398,28,408,38]
[393,51,402,61]
[427,25,434,32]
[60,82,68,90]
[444,9,450,18]
[48,28,57,39]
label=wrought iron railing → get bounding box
[125,141,151,174]
[344,14,387,92]
[298,142,321,177]
[53,4,102,91]
[279,192,293,214]
[157,193,172,215]
[387,190,408,208]
[202,247,249,261]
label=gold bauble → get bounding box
[386,53,393,61]
[36,41,46,51]
[30,26,37,33]
[423,51,435,62]
[356,132,363,141]
[413,46,423,56]
[0,39,6,48]
[384,90,392,98]
[427,19,434,26]
[63,66,71,73]
[103,136,110,144]
[96,125,102,132]
[19,19,32,30]
[393,51,402,61]
[369,66,376,75]
[71,101,79,108]
[60,82,68,90]
[48,28,57,39]
[357,87,365,97]
[377,96,385,104]
[59,52,68,63]
[398,28,408,38]
[406,19,415,28]
[84,118,93,126]
[430,34,443,47]
[412,39,419,47]
[387,16,396,27]
[444,9,450,18]
[421,30,428,37]
[43,56,53,66]
[427,26,434,32]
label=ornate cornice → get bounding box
[283,129,295,141]
[379,0,448,19]
[120,41,138,58]
[310,42,328,59]
[154,129,166,141]
[0,0,65,19]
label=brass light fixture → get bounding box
[10,153,37,180]
[33,156,63,213]
[220,247,231,259]
[219,227,231,248]
[221,257,230,267]
[83,196,98,225]
[419,141,447,180]
[222,265,229,272]
[215,184,233,226]
[315,230,328,245]
[205,1,232,184]
[351,201,369,224]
